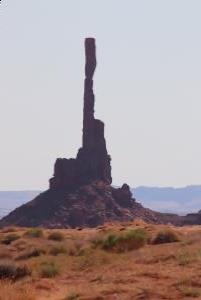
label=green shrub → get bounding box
[40,262,60,278]
[0,260,31,280]
[24,228,43,238]
[48,231,64,241]
[1,233,20,245]
[102,234,118,250]
[153,230,180,244]
[49,245,67,256]
[95,229,148,252]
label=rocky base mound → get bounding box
[0,182,183,228]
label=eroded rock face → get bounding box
[50,38,112,191]
[112,184,134,208]
[0,181,168,229]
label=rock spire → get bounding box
[49,38,112,190]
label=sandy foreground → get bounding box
[0,220,201,300]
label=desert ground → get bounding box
[1,220,201,300]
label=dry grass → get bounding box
[0,248,12,260]
[64,291,81,300]
[1,222,201,299]
[48,231,65,241]
[0,259,31,280]
[24,228,44,238]
[49,245,67,256]
[39,262,60,278]
[16,247,46,260]
[1,227,18,233]
[152,229,180,244]
[1,233,20,245]
[0,281,36,300]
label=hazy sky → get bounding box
[1,1,201,190]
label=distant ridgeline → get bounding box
[0,191,40,219]
[132,185,201,215]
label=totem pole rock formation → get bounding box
[0,38,187,228]
[49,38,112,191]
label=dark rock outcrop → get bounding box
[0,182,182,228]
[50,38,111,191]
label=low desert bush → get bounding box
[177,251,195,266]
[95,229,148,252]
[152,229,180,244]
[2,227,17,233]
[0,260,31,280]
[12,239,28,251]
[16,247,46,260]
[180,287,201,298]
[39,262,60,278]
[78,249,110,271]
[65,292,80,300]
[91,236,104,249]
[49,245,67,256]
[101,233,118,250]
[24,228,43,238]
[1,233,20,245]
[48,231,65,241]
[67,240,86,256]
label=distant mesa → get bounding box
[0,39,200,228]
